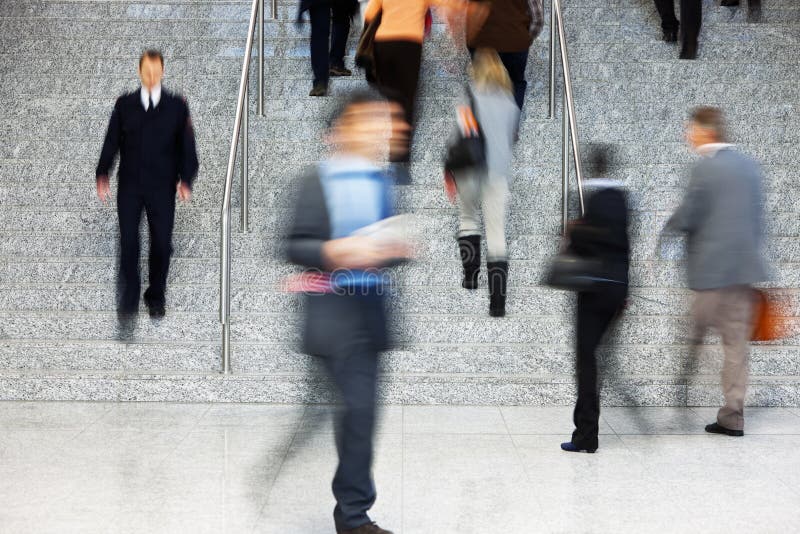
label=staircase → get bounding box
[0,0,798,405]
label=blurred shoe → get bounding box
[560,441,597,453]
[329,65,352,77]
[309,84,328,97]
[679,41,698,60]
[487,260,508,317]
[720,0,740,5]
[662,29,678,43]
[116,311,137,342]
[338,523,393,534]
[705,422,744,436]
[458,235,481,290]
[147,302,166,319]
[748,2,762,22]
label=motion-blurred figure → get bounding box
[720,0,762,22]
[96,50,198,333]
[447,49,519,317]
[652,0,701,59]
[285,90,410,534]
[560,145,630,454]
[363,0,455,183]
[298,0,360,96]
[466,0,544,109]
[664,107,766,437]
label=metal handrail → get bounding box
[220,0,264,374]
[548,0,585,232]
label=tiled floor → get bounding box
[1,403,800,533]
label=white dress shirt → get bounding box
[140,84,162,111]
[696,142,734,158]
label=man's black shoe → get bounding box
[679,41,698,60]
[147,302,166,319]
[720,0,740,6]
[705,422,744,437]
[309,84,328,97]
[338,522,393,534]
[663,29,678,43]
[748,3,762,22]
[329,65,352,77]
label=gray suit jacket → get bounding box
[665,147,767,290]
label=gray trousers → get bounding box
[455,169,509,261]
[690,285,754,431]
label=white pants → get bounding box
[455,169,509,261]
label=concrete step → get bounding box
[0,369,798,405]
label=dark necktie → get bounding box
[148,95,155,112]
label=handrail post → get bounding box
[220,0,260,375]
[548,0,556,119]
[241,86,249,233]
[553,0,585,215]
[272,0,278,19]
[258,0,264,116]
[561,91,569,234]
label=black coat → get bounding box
[96,88,199,191]
[568,186,630,287]
[286,169,390,358]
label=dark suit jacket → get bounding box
[96,88,199,192]
[286,168,389,358]
[569,185,630,287]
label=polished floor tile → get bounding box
[2,402,800,534]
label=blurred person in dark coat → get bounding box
[285,90,411,534]
[466,0,544,109]
[298,0,360,96]
[96,50,198,330]
[561,144,629,454]
[664,106,766,437]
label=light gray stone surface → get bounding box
[0,0,798,404]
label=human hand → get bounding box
[96,175,111,203]
[444,171,457,203]
[322,236,413,271]
[177,181,192,202]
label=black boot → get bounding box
[458,235,481,290]
[487,261,508,317]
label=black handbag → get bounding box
[355,10,381,84]
[544,253,619,292]
[444,88,486,174]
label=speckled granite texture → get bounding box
[0,0,798,404]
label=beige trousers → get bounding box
[690,285,754,431]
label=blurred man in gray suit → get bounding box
[665,106,767,436]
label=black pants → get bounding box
[309,3,352,87]
[572,286,626,449]
[117,187,176,313]
[323,327,380,531]
[653,0,701,44]
[373,40,423,162]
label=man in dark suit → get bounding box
[96,50,198,325]
[653,0,701,59]
[665,106,766,436]
[286,91,411,534]
[298,0,360,96]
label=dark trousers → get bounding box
[323,330,380,531]
[309,3,351,87]
[572,286,626,449]
[653,0,701,43]
[117,187,176,312]
[373,40,423,162]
